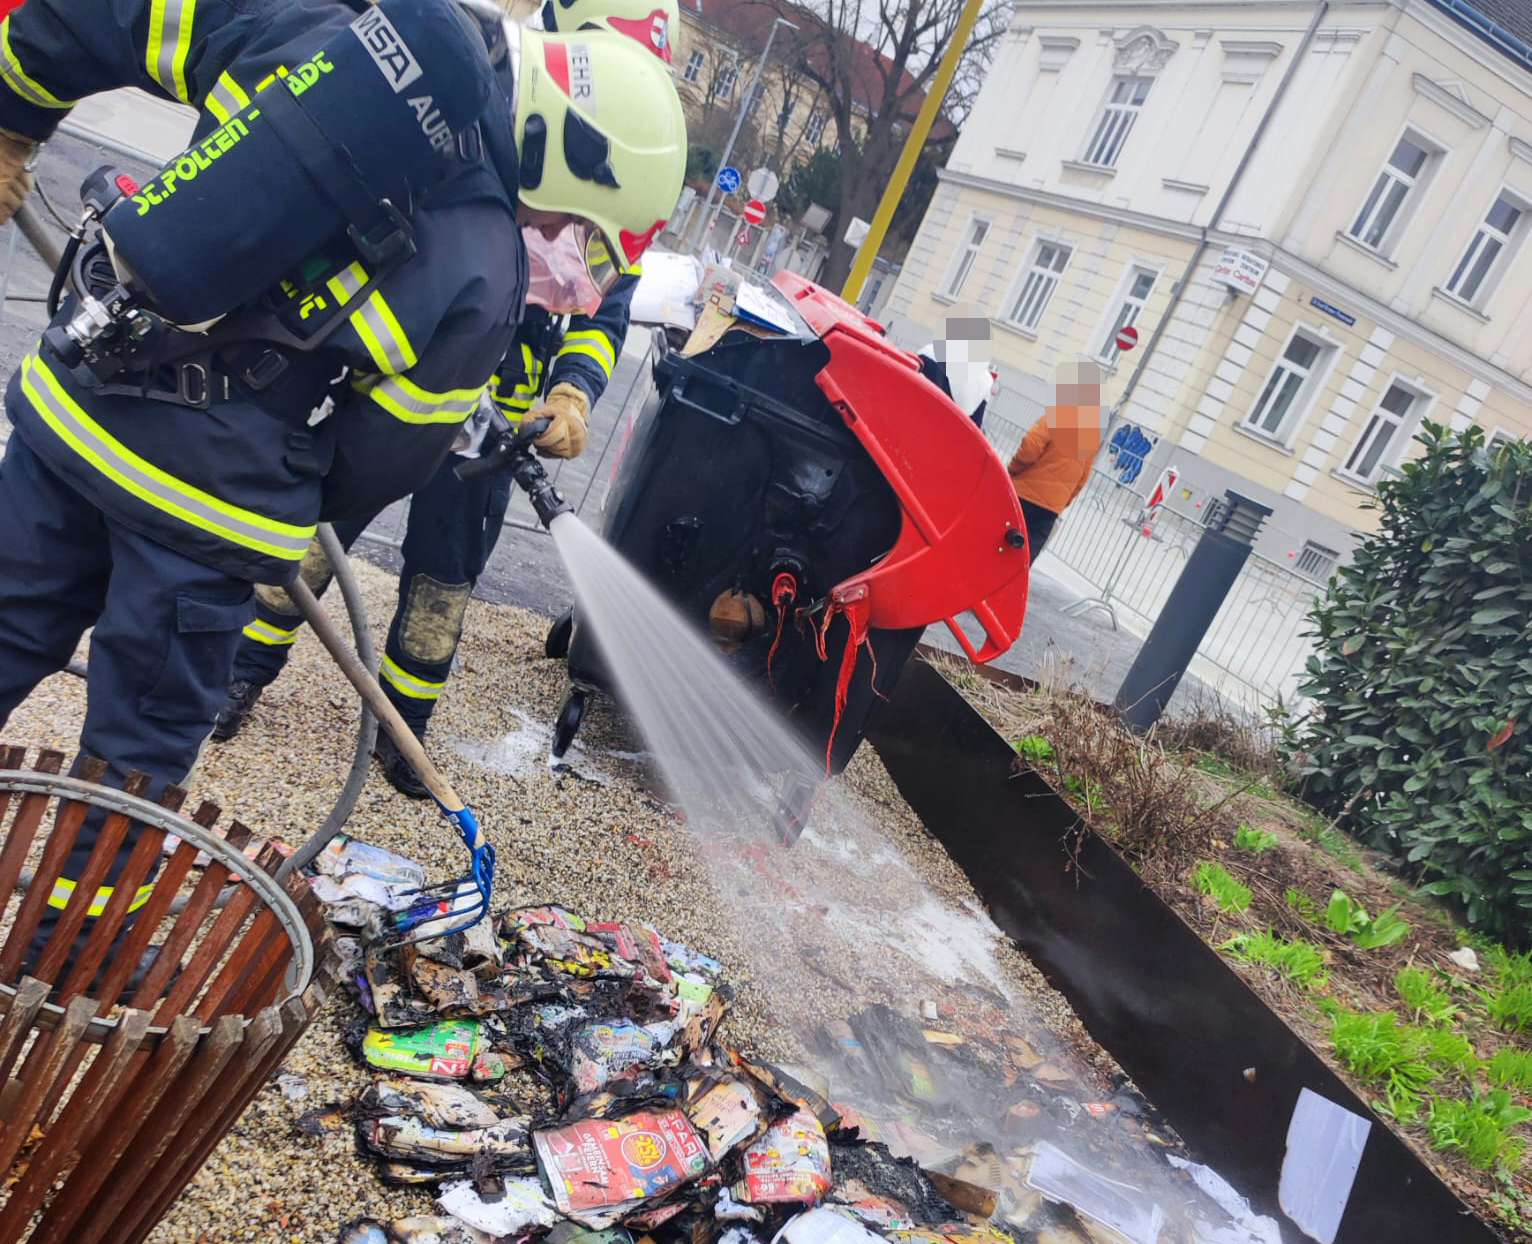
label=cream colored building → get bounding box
[887,0,1532,567]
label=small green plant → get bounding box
[1233,824,1279,853]
[1327,1009,1436,1122]
[1324,889,1411,950]
[1299,814,1367,874]
[1284,887,1319,920]
[1222,930,1329,989]
[1191,753,1234,778]
[1426,1090,1530,1173]
[1487,947,1532,990]
[1480,983,1532,1035]
[1415,1026,1477,1077]
[1395,967,1459,1025]
[1487,1048,1532,1093]
[1013,735,1054,763]
[1193,861,1251,915]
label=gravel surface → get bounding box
[2,558,1157,1244]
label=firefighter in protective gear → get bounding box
[216,1,664,796]
[0,0,686,960]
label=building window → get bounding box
[683,49,704,84]
[1294,540,1340,581]
[1342,382,1419,482]
[1350,133,1431,251]
[1488,428,1521,453]
[1083,77,1151,168]
[714,64,737,100]
[1097,267,1156,365]
[1445,193,1523,305]
[1005,241,1072,331]
[941,218,989,298]
[804,111,826,145]
[1245,330,1326,441]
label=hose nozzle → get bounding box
[453,413,573,529]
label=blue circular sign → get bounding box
[715,166,742,194]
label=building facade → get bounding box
[886,0,1532,567]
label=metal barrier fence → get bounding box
[976,402,1321,712]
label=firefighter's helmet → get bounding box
[539,0,679,65]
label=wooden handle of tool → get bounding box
[287,577,466,812]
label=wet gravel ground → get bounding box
[3,560,1147,1244]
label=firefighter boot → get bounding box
[374,728,430,800]
[212,679,264,741]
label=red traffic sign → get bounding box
[743,199,767,225]
[1115,324,1140,352]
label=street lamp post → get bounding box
[689,16,797,255]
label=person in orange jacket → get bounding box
[1007,359,1102,561]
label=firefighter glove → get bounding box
[0,129,36,226]
[531,382,590,459]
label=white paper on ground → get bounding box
[1025,1141,1164,1244]
[772,1208,888,1244]
[1278,1088,1370,1244]
[437,1177,558,1235]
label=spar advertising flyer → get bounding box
[534,1110,710,1222]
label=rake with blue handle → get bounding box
[287,575,496,951]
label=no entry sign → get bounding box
[743,199,767,225]
[1115,324,1140,352]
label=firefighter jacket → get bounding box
[490,271,637,419]
[0,0,526,584]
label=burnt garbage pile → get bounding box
[316,844,1008,1244]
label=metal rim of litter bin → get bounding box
[0,767,318,1045]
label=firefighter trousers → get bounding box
[0,432,254,956]
[230,456,512,734]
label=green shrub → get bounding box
[1323,889,1411,950]
[1289,424,1532,945]
[1013,735,1055,763]
[1193,861,1251,914]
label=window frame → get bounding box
[1443,187,1527,308]
[714,63,737,100]
[682,49,704,84]
[1336,375,1434,485]
[1093,263,1159,367]
[1347,125,1441,257]
[1241,325,1335,447]
[939,215,992,300]
[1081,75,1153,169]
[1294,540,1341,583]
[804,111,827,145]
[1001,237,1074,332]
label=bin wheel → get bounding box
[551,688,587,759]
[545,608,575,660]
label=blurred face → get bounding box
[1047,359,1103,460]
[928,302,991,366]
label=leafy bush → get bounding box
[1193,861,1251,914]
[1013,735,1054,763]
[1291,424,1532,944]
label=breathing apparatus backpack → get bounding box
[45,0,496,405]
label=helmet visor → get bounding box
[578,222,625,299]
[523,224,604,317]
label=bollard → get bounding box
[0,745,338,1244]
[1114,491,1272,732]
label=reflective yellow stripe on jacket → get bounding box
[353,373,482,425]
[21,354,315,562]
[493,344,542,418]
[146,0,196,103]
[557,329,616,380]
[243,618,299,646]
[204,69,249,124]
[381,656,445,700]
[48,876,155,918]
[0,17,77,109]
[327,263,417,375]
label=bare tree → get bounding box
[748,0,1008,289]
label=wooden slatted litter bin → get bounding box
[0,745,339,1244]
